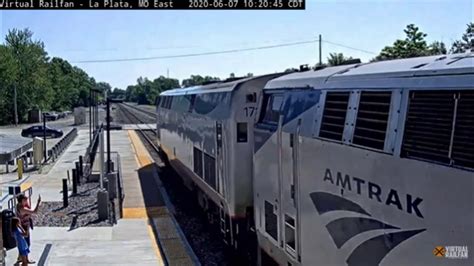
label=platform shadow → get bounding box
[136,163,166,213]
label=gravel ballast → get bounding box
[34,182,112,228]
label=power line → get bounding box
[322,40,376,55]
[72,40,317,63]
[72,38,376,64]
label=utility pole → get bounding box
[167,68,169,78]
[318,34,322,66]
[13,84,18,126]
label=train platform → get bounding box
[2,128,197,265]
[110,130,197,265]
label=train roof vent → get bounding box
[314,64,327,71]
[341,58,362,65]
[352,91,392,150]
[223,77,246,82]
[447,55,474,65]
[401,91,456,165]
[451,91,474,169]
[319,92,350,141]
[202,80,222,86]
[300,64,311,71]
[411,63,428,69]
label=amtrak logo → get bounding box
[310,192,426,266]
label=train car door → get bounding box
[216,121,224,196]
[255,92,285,247]
[279,116,302,262]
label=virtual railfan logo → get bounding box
[434,246,469,259]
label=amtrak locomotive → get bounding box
[156,74,283,254]
[156,53,473,266]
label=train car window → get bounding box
[193,147,203,178]
[187,95,196,113]
[162,96,173,109]
[319,92,350,141]
[155,96,161,107]
[261,94,283,124]
[353,91,392,150]
[170,96,178,110]
[237,122,248,143]
[264,201,278,241]
[194,92,230,115]
[161,96,167,108]
[284,214,296,253]
[204,153,217,190]
[401,90,474,169]
[172,95,191,112]
[162,97,167,108]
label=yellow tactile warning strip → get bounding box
[128,130,154,167]
[125,130,167,219]
[125,130,165,265]
[123,206,168,219]
[148,223,165,266]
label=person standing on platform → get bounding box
[15,194,41,264]
[11,217,30,266]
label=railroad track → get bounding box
[120,102,156,123]
[116,103,231,265]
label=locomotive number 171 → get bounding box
[244,107,256,117]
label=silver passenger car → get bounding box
[156,74,282,250]
[253,53,473,266]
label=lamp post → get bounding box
[95,90,99,132]
[89,87,92,146]
[107,98,110,173]
[42,113,47,162]
[106,98,121,173]
[90,88,102,142]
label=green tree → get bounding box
[125,76,179,104]
[96,82,112,98]
[4,28,52,123]
[69,66,96,107]
[450,23,474,53]
[0,28,107,125]
[428,41,447,55]
[327,53,354,66]
[0,45,18,124]
[110,88,126,99]
[181,75,220,87]
[375,24,430,60]
[48,57,76,111]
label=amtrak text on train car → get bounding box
[323,168,424,219]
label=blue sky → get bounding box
[0,0,472,89]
